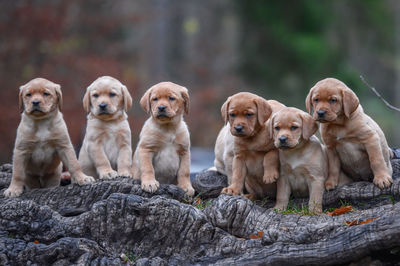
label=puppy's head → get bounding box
[19,78,62,118]
[221,92,272,138]
[83,76,132,120]
[306,78,359,122]
[140,82,189,123]
[269,107,318,149]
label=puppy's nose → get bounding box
[279,136,288,144]
[99,103,107,109]
[234,125,243,133]
[317,110,326,118]
[32,100,40,106]
[158,105,166,112]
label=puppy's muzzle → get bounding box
[32,100,40,106]
[98,102,108,114]
[234,125,243,134]
[31,100,43,113]
[157,105,169,118]
[317,110,326,119]
[278,136,290,148]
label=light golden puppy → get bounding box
[214,92,285,199]
[306,78,393,190]
[270,107,350,213]
[132,82,194,196]
[79,76,133,179]
[4,78,94,197]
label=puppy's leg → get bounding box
[365,139,393,188]
[138,148,159,193]
[87,144,118,180]
[177,149,194,196]
[4,149,26,197]
[274,176,291,210]
[41,164,62,188]
[58,146,94,185]
[221,153,247,195]
[325,146,340,190]
[263,149,280,184]
[308,179,324,213]
[117,145,133,178]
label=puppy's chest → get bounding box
[281,158,310,194]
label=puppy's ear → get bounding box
[342,87,359,118]
[180,87,190,115]
[140,88,152,114]
[121,85,133,112]
[54,83,62,111]
[82,87,91,114]
[305,87,314,114]
[300,112,318,140]
[266,113,275,140]
[254,97,272,125]
[18,85,25,113]
[221,96,231,124]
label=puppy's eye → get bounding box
[329,98,337,103]
[26,93,32,97]
[109,92,116,97]
[274,126,280,131]
[246,113,254,118]
[93,93,99,98]
[290,126,298,131]
[43,92,50,96]
[314,98,319,103]
[229,113,236,118]
[152,97,158,102]
[169,96,176,101]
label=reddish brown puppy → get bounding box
[306,78,393,190]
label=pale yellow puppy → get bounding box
[132,82,194,196]
[4,78,94,197]
[79,76,133,179]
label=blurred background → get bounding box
[0,0,399,170]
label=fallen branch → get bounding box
[360,75,400,112]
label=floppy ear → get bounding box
[180,86,190,115]
[266,113,275,140]
[121,85,133,112]
[221,97,231,124]
[342,87,359,118]
[140,88,152,114]
[305,87,314,114]
[54,83,62,111]
[82,87,91,114]
[18,85,25,113]
[254,97,272,125]
[300,112,318,140]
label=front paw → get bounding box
[325,178,338,191]
[180,183,195,197]
[221,185,241,195]
[4,186,24,197]
[99,170,119,180]
[373,174,392,189]
[118,170,132,178]
[141,179,160,193]
[263,170,279,184]
[73,173,95,185]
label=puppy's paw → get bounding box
[263,171,279,184]
[118,170,132,178]
[4,186,23,197]
[273,204,287,211]
[73,174,95,185]
[325,179,338,191]
[221,185,241,195]
[373,174,392,189]
[141,179,160,193]
[180,183,195,197]
[99,170,119,180]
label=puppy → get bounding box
[132,82,194,196]
[270,107,350,213]
[4,78,94,197]
[78,76,133,179]
[214,92,285,199]
[306,78,393,190]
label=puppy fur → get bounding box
[269,107,350,213]
[132,81,194,196]
[4,78,94,197]
[306,78,393,190]
[214,92,285,199]
[78,76,133,179]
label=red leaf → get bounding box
[249,231,264,239]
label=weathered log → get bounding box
[0,159,399,265]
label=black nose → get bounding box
[99,103,107,109]
[234,125,243,133]
[32,100,40,106]
[317,110,326,118]
[279,136,288,144]
[158,105,166,112]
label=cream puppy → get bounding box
[79,76,133,179]
[4,78,94,197]
[132,82,194,196]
